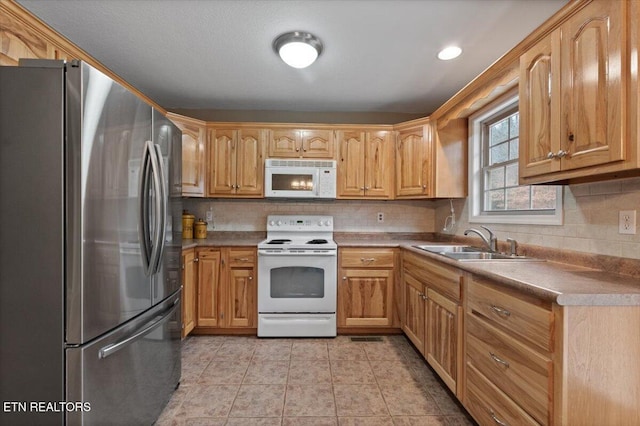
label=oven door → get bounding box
[258,250,337,313]
[265,166,319,198]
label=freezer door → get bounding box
[66,61,155,344]
[151,109,182,305]
[66,291,181,426]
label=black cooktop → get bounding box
[306,239,328,244]
[266,239,292,244]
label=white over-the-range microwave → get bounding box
[264,159,337,198]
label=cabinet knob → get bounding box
[364,186,370,190]
[557,150,570,158]
[249,276,253,280]
[360,187,365,190]
[546,152,557,159]
[194,258,199,262]
[422,185,427,189]
[568,133,575,142]
[342,276,347,280]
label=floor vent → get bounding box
[350,336,384,342]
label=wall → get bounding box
[183,198,435,233]
[435,176,640,260]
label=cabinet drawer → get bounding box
[228,249,256,267]
[466,314,551,425]
[402,251,461,302]
[466,363,540,426]
[340,248,395,268]
[467,277,552,351]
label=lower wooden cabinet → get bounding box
[193,246,257,331]
[401,249,462,395]
[338,248,398,329]
[181,248,197,337]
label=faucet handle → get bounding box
[506,238,518,256]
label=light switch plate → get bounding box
[619,210,636,234]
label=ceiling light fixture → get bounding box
[273,31,323,69]
[437,46,462,61]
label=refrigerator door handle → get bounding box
[98,299,179,359]
[138,141,163,277]
[151,143,167,274]
[138,141,153,274]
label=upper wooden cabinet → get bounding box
[336,130,394,199]
[395,124,431,198]
[268,128,335,158]
[519,0,627,184]
[167,113,207,197]
[208,127,266,197]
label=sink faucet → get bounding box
[464,226,498,252]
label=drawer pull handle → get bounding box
[490,305,511,318]
[489,410,508,426]
[234,257,250,262]
[489,352,510,368]
[360,257,376,263]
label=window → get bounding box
[469,90,562,225]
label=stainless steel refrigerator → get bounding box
[0,59,182,425]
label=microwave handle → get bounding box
[316,169,320,196]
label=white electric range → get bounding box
[257,215,337,337]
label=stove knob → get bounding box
[317,220,324,226]
[324,220,332,226]
[269,220,276,226]
[276,220,283,226]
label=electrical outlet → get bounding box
[205,209,213,222]
[377,212,384,223]
[619,210,636,234]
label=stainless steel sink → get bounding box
[413,244,474,253]
[413,245,543,262]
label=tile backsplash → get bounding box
[183,199,435,233]
[435,176,640,260]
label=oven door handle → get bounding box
[258,250,337,256]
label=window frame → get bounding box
[468,89,563,225]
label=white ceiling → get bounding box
[17,0,567,116]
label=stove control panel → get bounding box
[266,215,334,232]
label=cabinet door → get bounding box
[208,129,237,195]
[181,249,196,337]
[338,268,394,327]
[337,130,366,198]
[426,289,460,394]
[365,131,394,199]
[0,16,49,65]
[179,123,206,196]
[559,0,624,170]
[235,128,265,196]
[196,249,221,327]
[396,127,430,198]
[402,272,426,354]
[519,32,561,178]
[268,129,301,157]
[227,266,256,328]
[301,129,335,158]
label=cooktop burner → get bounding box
[266,239,292,244]
[306,239,328,244]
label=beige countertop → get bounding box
[183,232,640,306]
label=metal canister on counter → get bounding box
[194,219,208,239]
[182,211,195,239]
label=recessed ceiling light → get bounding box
[273,31,323,69]
[437,46,462,61]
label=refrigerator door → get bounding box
[66,290,181,426]
[152,109,182,305]
[66,61,155,344]
[0,63,66,426]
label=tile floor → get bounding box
[155,335,477,426]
